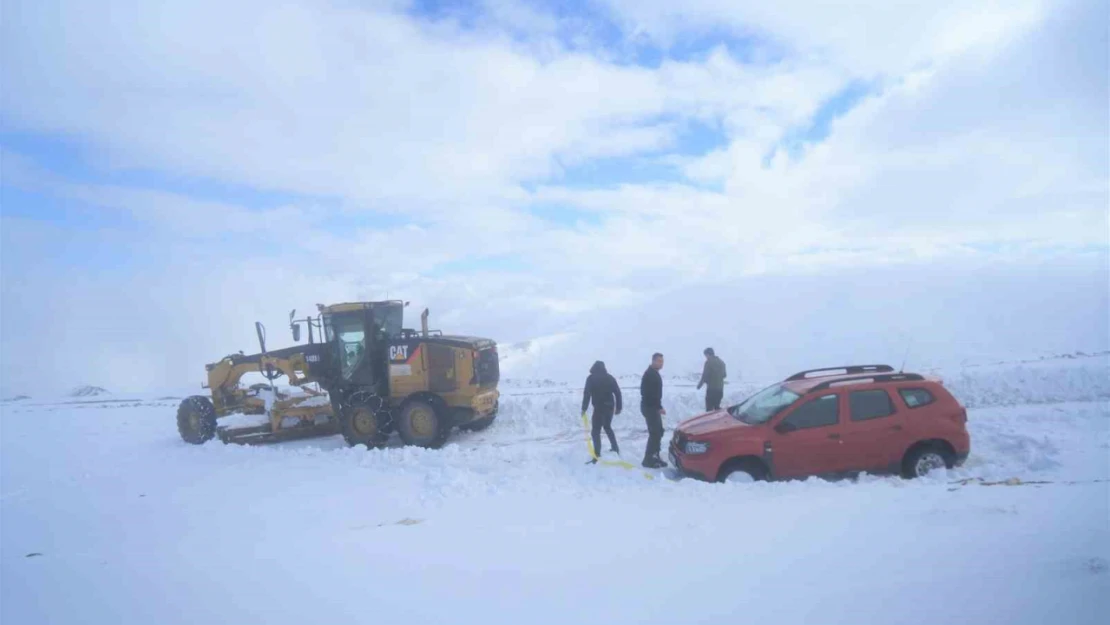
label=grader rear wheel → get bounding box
[397,399,449,449]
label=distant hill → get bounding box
[69,385,109,398]
[1,395,31,403]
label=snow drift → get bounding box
[1,355,1106,625]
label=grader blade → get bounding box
[217,419,340,445]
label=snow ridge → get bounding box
[69,385,109,398]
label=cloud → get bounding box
[0,0,1106,393]
[2,0,666,206]
[599,0,1050,75]
[0,0,858,208]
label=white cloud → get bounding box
[2,0,667,206]
[599,0,1050,75]
[0,0,1106,393]
[0,0,860,209]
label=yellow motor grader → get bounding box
[176,301,500,448]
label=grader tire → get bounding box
[177,396,217,444]
[340,402,388,449]
[397,399,450,449]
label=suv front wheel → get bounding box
[718,458,767,483]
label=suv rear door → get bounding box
[841,386,909,473]
[770,393,851,478]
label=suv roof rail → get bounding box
[786,364,894,381]
[808,373,925,392]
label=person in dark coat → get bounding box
[582,361,622,461]
[639,352,667,468]
[697,347,727,411]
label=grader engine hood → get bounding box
[386,336,500,391]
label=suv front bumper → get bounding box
[668,438,714,482]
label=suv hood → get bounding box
[678,410,751,437]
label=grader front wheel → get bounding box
[177,396,217,444]
[340,402,388,448]
[397,400,449,449]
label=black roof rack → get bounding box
[786,364,894,381]
[808,373,924,393]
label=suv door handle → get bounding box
[891,425,903,431]
[827,433,840,440]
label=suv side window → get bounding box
[899,388,935,409]
[782,395,839,430]
[850,389,896,421]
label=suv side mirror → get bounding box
[774,421,797,435]
[291,323,301,342]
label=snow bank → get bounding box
[2,358,1107,625]
[1,380,1107,624]
[943,355,1110,408]
[494,261,1110,385]
[495,356,1110,439]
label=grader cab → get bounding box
[176,301,500,448]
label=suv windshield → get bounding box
[729,384,802,425]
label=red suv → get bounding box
[669,365,970,483]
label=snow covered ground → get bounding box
[2,356,1108,624]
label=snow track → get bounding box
[2,357,1107,624]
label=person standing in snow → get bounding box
[640,352,667,468]
[581,361,622,462]
[697,347,727,412]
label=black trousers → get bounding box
[641,406,664,460]
[591,406,619,454]
[705,386,724,412]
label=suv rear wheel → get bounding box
[903,444,953,479]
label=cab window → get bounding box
[334,319,366,381]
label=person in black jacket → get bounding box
[640,352,667,468]
[582,361,622,461]
[697,347,727,411]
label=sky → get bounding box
[1,0,1107,394]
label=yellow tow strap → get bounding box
[581,412,654,479]
[946,477,1108,491]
